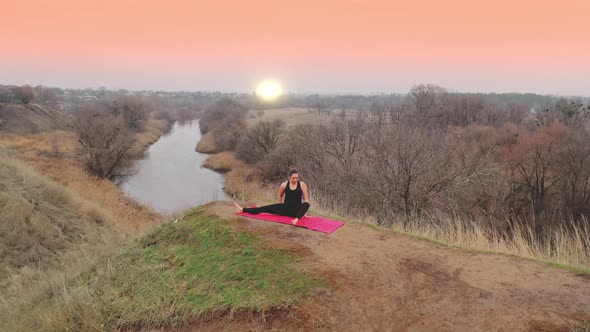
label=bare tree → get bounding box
[535,98,590,129]
[407,84,447,124]
[439,94,486,126]
[385,98,403,124]
[236,119,285,163]
[558,128,590,219]
[307,94,328,116]
[0,87,14,103]
[369,101,388,128]
[279,119,367,215]
[11,85,35,104]
[75,105,135,180]
[109,96,148,131]
[501,102,529,125]
[506,122,568,234]
[360,121,485,225]
[320,117,365,169]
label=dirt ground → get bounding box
[198,201,590,332]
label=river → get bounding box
[120,120,226,213]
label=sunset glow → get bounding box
[256,80,283,101]
[1,0,589,94]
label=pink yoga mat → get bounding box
[237,211,345,234]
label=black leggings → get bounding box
[243,202,310,219]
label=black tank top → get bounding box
[284,180,303,208]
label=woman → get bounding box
[233,169,310,225]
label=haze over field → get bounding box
[2,0,589,95]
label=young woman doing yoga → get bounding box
[233,169,310,225]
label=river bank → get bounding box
[0,113,172,229]
[0,113,172,330]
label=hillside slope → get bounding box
[0,153,114,275]
[0,103,70,134]
[207,201,590,331]
[14,207,325,331]
[0,151,138,331]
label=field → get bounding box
[246,107,352,128]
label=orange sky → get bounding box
[2,0,589,94]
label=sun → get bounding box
[256,80,283,101]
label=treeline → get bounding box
[0,85,58,104]
[0,83,205,181]
[3,83,570,113]
[201,84,590,241]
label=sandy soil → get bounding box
[201,201,590,332]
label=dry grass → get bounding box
[0,127,163,231]
[0,154,116,274]
[0,103,70,135]
[0,152,156,331]
[0,122,167,330]
[246,107,348,128]
[203,151,245,172]
[0,115,169,160]
[0,130,79,158]
[244,183,590,270]
[223,166,265,202]
[195,131,217,153]
[129,116,170,156]
[318,200,590,270]
[25,209,324,331]
[388,215,590,270]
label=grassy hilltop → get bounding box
[37,208,324,331]
[1,193,325,331]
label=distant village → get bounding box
[2,83,581,117]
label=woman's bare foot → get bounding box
[233,202,243,213]
[291,218,299,225]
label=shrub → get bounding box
[236,119,285,163]
[74,104,135,180]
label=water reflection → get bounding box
[120,120,226,213]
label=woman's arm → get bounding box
[278,182,286,203]
[301,182,309,203]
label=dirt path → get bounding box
[205,201,590,332]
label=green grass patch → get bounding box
[48,208,323,331]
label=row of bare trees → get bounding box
[0,85,58,104]
[260,116,487,227]
[366,84,530,128]
[230,85,590,239]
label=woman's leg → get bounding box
[243,203,285,215]
[294,202,310,219]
